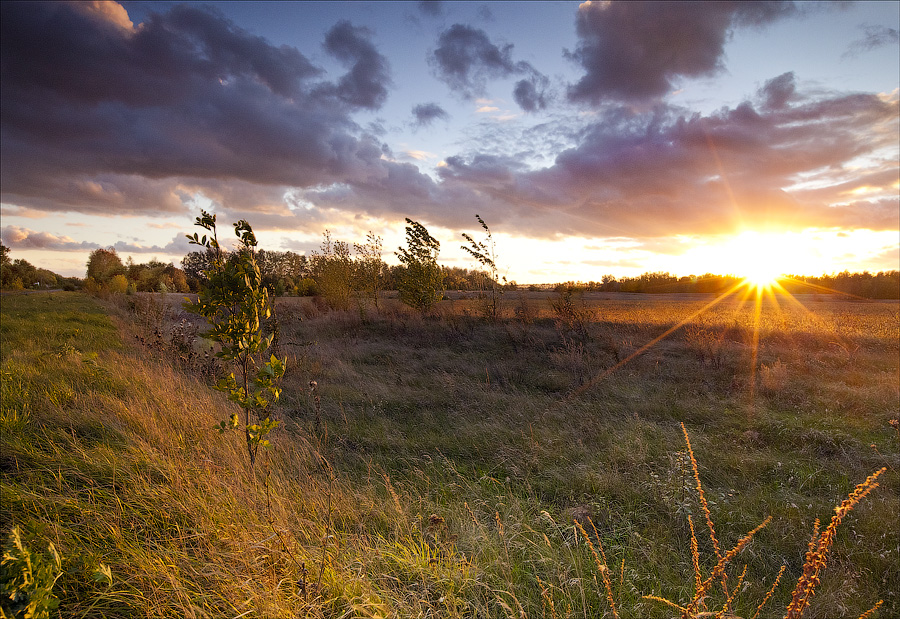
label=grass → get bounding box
[1,289,897,617]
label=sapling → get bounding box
[185,210,284,466]
[461,214,505,320]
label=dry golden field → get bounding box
[2,289,897,617]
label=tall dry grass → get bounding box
[2,291,897,617]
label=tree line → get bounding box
[181,225,507,307]
[2,227,898,300]
[0,244,80,291]
[553,270,900,299]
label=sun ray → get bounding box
[568,281,748,399]
[559,230,892,412]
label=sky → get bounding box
[1,0,898,283]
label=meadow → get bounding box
[1,289,897,618]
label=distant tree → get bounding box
[312,231,353,309]
[442,266,470,291]
[34,268,58,289]
[1,244,15,288]
[182,247,220,288]
[82,277,100,295]
[10,259,38,289]
[166,266,190,293]
[285,251,310,281]
[86,248,125,284]
[600,274,618,292]
[255,249,306,296]
[354,231,385,308]
[397,219,443,312]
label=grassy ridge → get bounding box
[1,293,317,616]
[1,291,898,617]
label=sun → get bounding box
[728,231,784,290]
[742,260,782,290]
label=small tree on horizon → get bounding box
[461,214,505,320]
[396,218,443,312]
[86,248,125,285]
[354,231,385,308]
[312,230,354,310]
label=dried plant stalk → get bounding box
[785,468,886,619]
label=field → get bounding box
[1,289,898,618]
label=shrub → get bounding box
[313,231,353,310]
[397,219,443,312]
[108,274,129,294]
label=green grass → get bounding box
[1,291,897,618]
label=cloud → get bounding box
[403,150,437,161]
[843,24,900,58]
[72,0,134,31]
[758,72,796,111]
[438,154,524,185]
[1,0,895,256]
[1,226,99,251]
[0,2,395,217]
[322,20,392,110]
[430,24,517,97]
[567,1,797,104]
[420,84,899,239]
[0,205,50,219]
[430,23,551,111]
[418,1,443,17]
[513,74,551,112]
[286,77,896,242]
[113,233,194,256]
[412,102,450,126]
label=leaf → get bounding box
[93,563,113,585]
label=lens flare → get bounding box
[743,261,782,290]
[728,231,785,290]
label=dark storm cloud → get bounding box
[430,23,551,111]
[289,76,897,240]
[412,103,451,127]
[567,1,797,104]
[422,85,899,239]
[1,2,321,107]
[431,24,517,97]
[0,2,394,216]
[843,24,900,58]
[322,20,392,110]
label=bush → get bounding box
[82,276,101,295]
[295,277,318,296]
[108,274,129,294]
[397,219,443,312]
